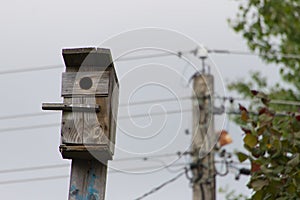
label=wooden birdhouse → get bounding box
[43,47,119,161]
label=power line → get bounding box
[0,175,69,185]
[119,96,191,107]
[0,65,63,75]
[109,163,187,174]
[207,48,300,59]
[0,123,60,133]
[0,110,189,134]
[0,160,248,186]
[0,164,188,186]
[134,170,186,200]
[118,108,192,119]
[120,96,300,112]
[0,153,184,175]
[0,96,299,122]
[0,151,250,185]
[0,99,298,134]
[208,49,256,56]
[2,47,300,76]
[0,97,191,121]
[0,50,187,75]
[0,108,290,134]
[116,52,175,61]
[114,152,185,162]
[101,49,192,62]
[0,163,69,174]
[0,109,190,134]
[0,112,57,121]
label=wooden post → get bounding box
[192,74,216,200]
[69,160,107,200]
[42,47,119,200]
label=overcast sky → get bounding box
[0,0,281,199]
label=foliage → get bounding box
[228,1,300,199]
[229,0,300,89]
[236,93,300,199]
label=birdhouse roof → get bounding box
[62,47,114,69]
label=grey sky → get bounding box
[0,0,281,199]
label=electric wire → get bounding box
[0,164,188,186]
[109,163,187,175]
[0,106,296,134]
[114,151,186,162]
[118,108,192,119]
[116,52,174,61]
[0,112,57,121]
[0,153,187,175]
[0,95,299,122]
[0,163,70,174]
[3,47,300,76]
[119,96,191,107]
[0,152,249,185]
[0,50,185,75]
[134,170,186,200]
[0,106,297,134]
[0,65,63,75]
[116,49,191,61]
[0,123,60,133]
[207,49,300,59]
[0,175,69,185]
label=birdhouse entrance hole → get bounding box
[79,77,93,90]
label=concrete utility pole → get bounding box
[191,61,216,199]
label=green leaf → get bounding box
[241,110,249,122]
[244,134,258,148]
[236,152,248,162]
[250,179,268,191]
[252,190,263,200]
[287,153,300,167]
[273,166,284,174]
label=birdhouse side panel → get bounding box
[61,98,84,144]
[108,70,119,154]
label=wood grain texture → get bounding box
[108,71,119,154]
[61,72,109,97]
[61,98,83,144]
[94,97,110,140]
[192,74,216,200]
[69,159,108,200]
[82,98,108,145]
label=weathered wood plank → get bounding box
[83,98,108,145]
[59,145,112,160]
[61,72,109,97]
[61,98,83,144]
[94,97,110,142]
[69,159,107,200]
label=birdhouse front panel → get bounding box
[61,97,84,144]
[61,71,110,97]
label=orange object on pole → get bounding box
[218,130,233,147]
